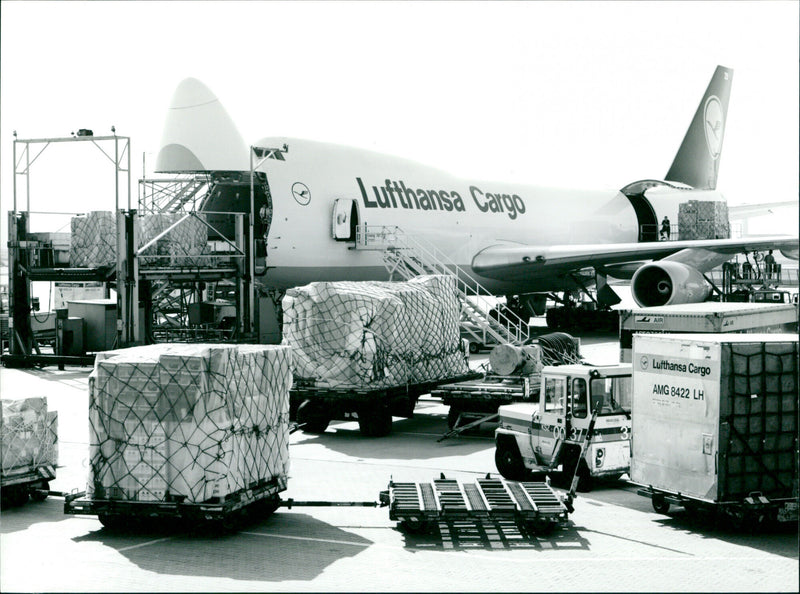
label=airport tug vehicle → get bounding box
[494,364,632,490]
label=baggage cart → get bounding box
[291,371,482,436]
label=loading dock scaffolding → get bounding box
[4,132,257,368]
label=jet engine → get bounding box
[630,261,711,307]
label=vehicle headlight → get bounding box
[595,448,605,468]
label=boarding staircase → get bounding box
[354,225,530,347]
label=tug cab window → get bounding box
[571,378,588,418]
[590,375,632,415]
[544,377,566,413]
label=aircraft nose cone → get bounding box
[156,78,249,173]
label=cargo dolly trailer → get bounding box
[64,475,287,530]
[1,464,56,507]
[383,475,571,536]
[433,373,537,439]
[291,371,481,437]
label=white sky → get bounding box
[1,0,798,240]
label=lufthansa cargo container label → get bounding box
[635,348,720,415]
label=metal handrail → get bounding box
[356,225,529,345]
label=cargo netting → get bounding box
[1,397,58,476]
[282,276,470,388]
[722,341,798,499]
[87,343,291,503]
[677,200,730,240]
[70,211,210,268]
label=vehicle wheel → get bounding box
[495,439,527,481]
[576,460,593,493]
[358,405,393,437]
[468,342,479,354]
[296,400,330,433]
[1,485,29,508]
[447,407,462,430]
[652,495,670,514]
[29,480,50,502]
[529,519,557,536]
[399,518,430,534]
[98,514,129,530]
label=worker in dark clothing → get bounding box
[660,216,671,241]
[764,249,776,279]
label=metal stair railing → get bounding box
[138,175,209,214]
[356,225,529,345]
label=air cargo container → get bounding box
[631,333,798,525]
[618,302,798,362]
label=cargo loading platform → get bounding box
[385,476,570,538]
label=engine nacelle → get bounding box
[630,261,711,307]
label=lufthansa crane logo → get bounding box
[640,356,649,370]
[292,182,311,206]
[703,95,724,160]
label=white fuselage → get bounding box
[256,137,642,293]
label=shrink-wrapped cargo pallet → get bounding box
[87,343,291,503]
[282,276,469,388]
[70,211,209,268]
[1,397,58,475]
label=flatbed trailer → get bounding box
[0,463,56,507]
[384,475,571,536]
[432,373,539,437]
[291,371,482,436]
[64,475,288,530]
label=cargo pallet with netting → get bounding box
[291,371,482,437]
[64,474,286,529]
[64,343,292,530]
[383,475,571,536]
[1,397,59,507]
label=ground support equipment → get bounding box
[433,374,537,440]
[383,475,570,537]
[0,463,56,507]
[64,475,287,531]
[290,371,481,437]
[636,486,799,528]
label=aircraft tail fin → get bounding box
[156,78,249,173]
[665,65,733,190]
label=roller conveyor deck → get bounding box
[387,476,570,535]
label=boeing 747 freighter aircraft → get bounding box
[155,66,798,328]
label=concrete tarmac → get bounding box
[1,332,797,592]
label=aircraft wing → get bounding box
[471,236,799,282]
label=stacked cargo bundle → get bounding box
[677,200,730,240]
[1,397,58,476]
[87,343,291,503]
[282,276,469,388]
[69,211,210,268]
[69,210,117,267]
[135,212,210,267]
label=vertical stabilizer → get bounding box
[665,66,733,190]
[156,78,249,172]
